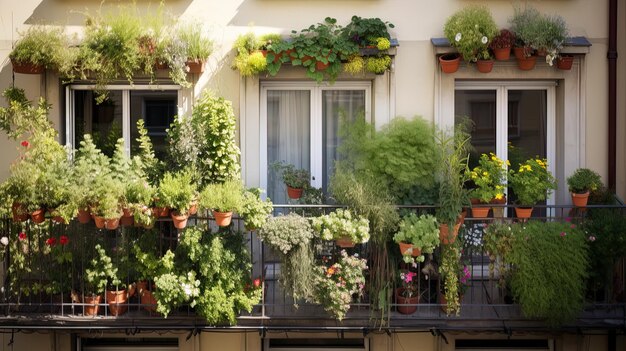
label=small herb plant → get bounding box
[85,244,118,296]
[271,162,310,189]
[200,180,243,213]
[443,5,498,62]
[490,29,515,50]
[313,250,367,320]
[566,168,602,194]
[393,213,439,261]
[177,22,214,63]
[469,153,507,204]
[156,169,196,214]
[311,209,370,244]
[240,188,273,230]
[342,16,394,47]
[9,25,69,70]
[508,158,557,206]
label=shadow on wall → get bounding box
[227,0,383,29]
[24,0,193,26]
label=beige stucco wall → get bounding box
[0,0,619,196]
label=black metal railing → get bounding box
[0,203,624,329]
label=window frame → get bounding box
[65,84,182,156]
[259,81,371,197]
[453,81,557,208]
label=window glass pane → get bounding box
[322,90,365,192]
[74,91,123,157]
[455,90,497,168]
[130,90,178,159]
[267,90,311,204]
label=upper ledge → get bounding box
[430,36,591,55]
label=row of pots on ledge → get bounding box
[77,281,157,317]
[439,49,575,74]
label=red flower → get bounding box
[18,232,26,241]
[59,235,69,245]
[20,140,29,148]
[253,278,262,288]
[46,237,57,246]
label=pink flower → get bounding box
[588,235,596,242]
[403,271,416,283]
[18,232,26,241]
[560,232,566,237]
[253,278,261,288]
[46,237,57,246]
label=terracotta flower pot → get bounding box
[30,209,46,224]
[171,211,189,229]
[213,210,233,227]
[476,59,494,73]
[186,59,205,73]
[513,46,531,60]
[286,186,303,199]
[571,191,590,207]
[120,215,134,227]
[396,288,419,314]
[122,208,133,218]
[106,289,128,316]
[52,216,66,224]
[439,222,461,245]
[439,53,461,73]
[398,242,421,257]
[515,207,534,219]
[11,202,29,222]
[93,215,106,229]
[516,55,537,71]
[11,59,44,74]
[493,47,511,61]
[83,294,102,316]
[557,55,574,70]
[104,217,121,230]
[189,201,198,215]
[335,236,355,248]
[77,209,92,224]
[471,206,490,218]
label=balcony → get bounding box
[0,204,624,332]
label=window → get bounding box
[260,82,371,203]
[453,81,556,209]
[66,85,181,158]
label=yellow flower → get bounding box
[495,193,503,200]
[506,160,511,166]
[525,165,532,171]
[483,171,488,176]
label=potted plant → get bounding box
[395,270,419,314]
[231,32,281,76]
[271,162,310,199]
[157,170,197,229]
[311,209,370,248]
[490,29,515,61]
[83,244,114,316]
[468,153,507,218]
[199,180,243,227]
[341,15,394,49]
[535,15,568,66]
[257,214,316,303]
[91,175,124,230]
[393,213,439,263]
[9,25,68,74]
[313,250,367,320]
[365,55,392,74]
[509,6,541,70]
[439,53,461,74]
[508,157,557,218]
[177,23,214,74]
[435,125,471,244]
[70,135,110,224]
[566,168,602,207]
[443,5,498,64]
[240,188,273,230]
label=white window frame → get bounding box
[453,81,557,209]
[65,84,182,156]
[259,81,371,195]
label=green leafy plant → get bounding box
[271,162,310,189]
[509,6,542,56]
[344,55,365,75]
[311,209,370,244]
[566,168,602,194]
[313,250,367,320]
[393,214,439,262]
[85,244,118,295]
[468,153,507,203]
[508,157,557,206]
[444,5,498,62]
[536,15,568,65]
[177,22,214,63]
[168,91,241,186]
[258,214,315,303]
[70,135,110,212]
[156,169,197,214]
[9,25,69,70]
[365,55,391,74]
[91,173,124,219]
[483,223,515,289]
[240,188,273,230]
[200,180,243,213]
[440,242,462,315]
[506,221,588,326]
[231,32,268,76]
[342,16,394,47]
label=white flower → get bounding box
[481,36,488,44]
[182,283,193,297]
[0,237,7,246]
[455,33,462,42]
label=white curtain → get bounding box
[267,90,311,204]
